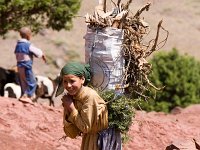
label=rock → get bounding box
[193,139,200,150]
[165,144,179,150]
[170,106,183,115]
[165,139,197,150]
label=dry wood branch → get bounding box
[117,0,122,7]
[134,3,151,18]
[134,90,150,100]
[156,25,169,50]
[110,0,117,7]
[122,0,132,10]
[143,73,163,91]
[145,20,163,57]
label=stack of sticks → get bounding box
[85,0,169,99]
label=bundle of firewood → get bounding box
[85,0,168,99]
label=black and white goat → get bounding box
[4,83,21,99]
[34,75,59,106]
[0,66,19,96]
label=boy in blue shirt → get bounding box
[15,27,46,103]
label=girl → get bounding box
[56,62,108,150]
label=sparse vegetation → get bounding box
[64,50,80,61]
[53,39,66,47]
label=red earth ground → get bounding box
[0,96,200,150]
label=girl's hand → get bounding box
[61,94,76,113]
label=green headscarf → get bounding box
[55,62,91,97]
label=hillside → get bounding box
[0,96,200,150]
[0,0,200,78]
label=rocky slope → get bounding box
[0,96,200,150]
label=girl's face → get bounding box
[62,74,85,96]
